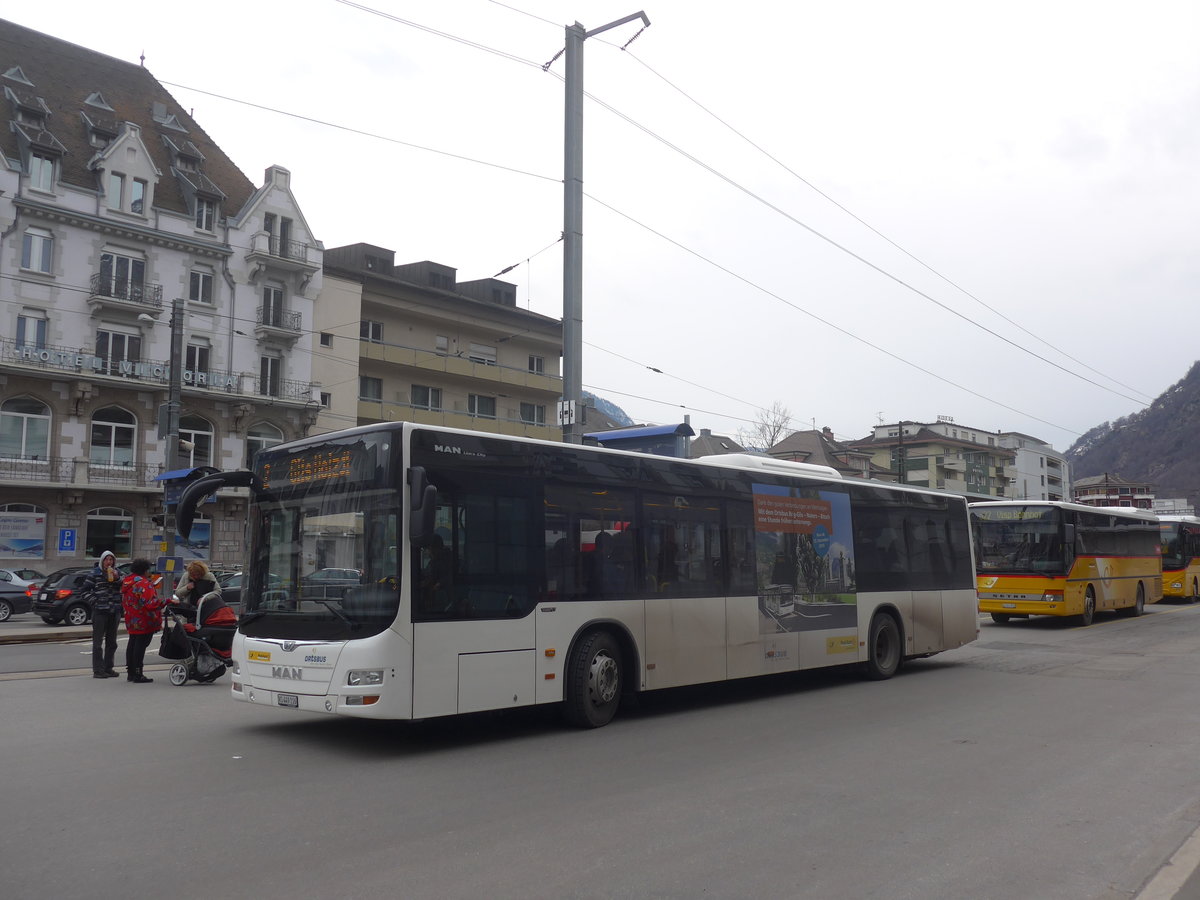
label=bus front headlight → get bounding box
[347,669,384,686]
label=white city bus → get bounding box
[178,423,979,728]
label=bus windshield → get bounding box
[241,433,400,641]
[972,505,1067,574]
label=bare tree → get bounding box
[738,401,793,452]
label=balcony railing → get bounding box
[87,462,163,487]
[269,236,309,261]
[0,455,73,482]
[89,273,163,309]
[254,376,315,401]
[257,306,302,332]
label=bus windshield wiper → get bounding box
[318,600,360,630]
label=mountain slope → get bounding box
[1066,361,1200,502]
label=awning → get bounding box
[153,466,220,482]
[585,423,696,441]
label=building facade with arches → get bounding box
[0,21,332,571]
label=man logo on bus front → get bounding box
[282,641,296,652]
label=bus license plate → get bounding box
[277,693,299,708]
[1002,603,1016,609]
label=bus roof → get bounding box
[969,499,1158,522]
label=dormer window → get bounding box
[16,106,44,129]
[195,197,215,231]
[108,172,148,215]
[28,152,55,192]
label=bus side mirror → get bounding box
[408,467,437,547]
[1063,524,1075,546]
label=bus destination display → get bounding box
[261,444,373,491]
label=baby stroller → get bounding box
[158,593,236,686]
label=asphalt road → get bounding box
[4,605,1200,899]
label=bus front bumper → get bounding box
[978,591,1066,617]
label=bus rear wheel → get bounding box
[1079,587,1096,626]
[1125,583,1145,617]
[563,630,622,728]
[863,612,901,680]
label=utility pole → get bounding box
[164,296,184,559]
[560,11,650,444]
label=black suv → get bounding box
[32,567,97,626]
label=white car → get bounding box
[0,567,47,590]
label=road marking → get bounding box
[1136,823,1200,900]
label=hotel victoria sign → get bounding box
[8,343,241,391]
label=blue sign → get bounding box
[812,525,831,558]
[58,528,77,554]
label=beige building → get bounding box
[323,244,562,440]
[848,420,1018,497]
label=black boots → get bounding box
[127,669,153,683]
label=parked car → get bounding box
[218,572,283,613]
[0,583,33,622]
[31,567,96,626]
[300,567,363,599]
[0,567,46,590]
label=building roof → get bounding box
[690,428,745,458]
[0,19,255,218]
[769,429,878,477]
[847,425,1016,459]
[1073,473,1153,488]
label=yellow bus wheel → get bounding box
[1080,587,1096,626]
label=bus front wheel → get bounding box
[564,630,622,728]
[863,613,901,680]
[990,613,1011,624]
[1080,587,1096,626]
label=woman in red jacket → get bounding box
[121,558,165,683]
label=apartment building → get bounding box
[1072,473,1155,509]
[997,431,1070,501]
[847,419,1018,496]
[323,243,562,439]
[0,21,322,570]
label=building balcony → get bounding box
[356,399,562,441]
[254,375,316,402]
[0,336,311,408]
[255,306,303,344]
[0,455,165,495]
[246,233,320,283]
[358,341,562,398]
[87,273,163,315]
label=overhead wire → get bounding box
[616,48,1157,404]
[23,3,1122,440]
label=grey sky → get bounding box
[11,0,1198,449]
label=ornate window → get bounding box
[245,422,283,468]
[89,407,136,466]
[0,397,50,459]
[178,415,214,468]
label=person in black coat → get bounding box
[82,550,122,678]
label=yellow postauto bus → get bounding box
[970,501,1162,626]
[1158,514,1200,603]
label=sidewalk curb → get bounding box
[0,624,128,645]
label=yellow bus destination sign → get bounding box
[261,445,372,491]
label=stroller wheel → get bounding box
[168,664,189,686]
